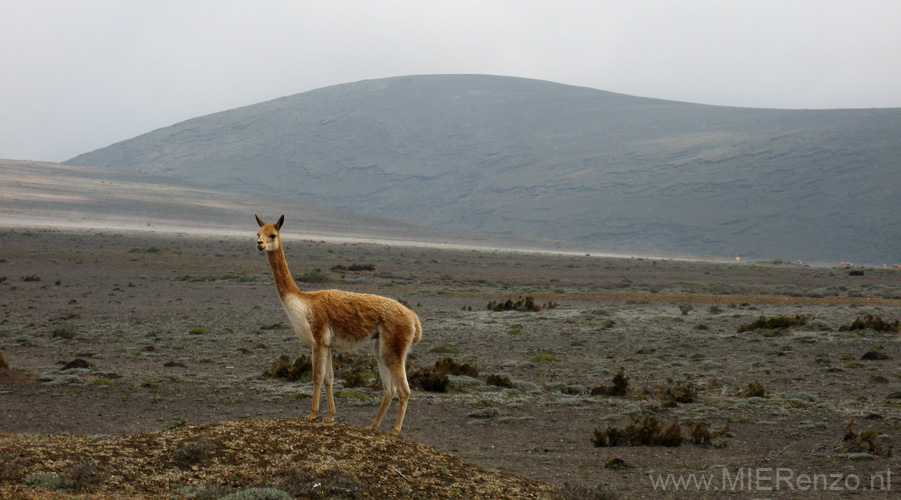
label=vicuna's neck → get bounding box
[267,245,301,298]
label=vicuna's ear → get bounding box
[255,214,266,227]
[276,214,285,231]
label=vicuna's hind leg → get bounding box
[370,336,412,435]
[390,357,412,435]
[371,338,397,431]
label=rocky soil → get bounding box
[1,228,899,499]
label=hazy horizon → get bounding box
[2,1,900,162]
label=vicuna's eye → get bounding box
[269,235,276,239]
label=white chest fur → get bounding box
[280,294,315,347]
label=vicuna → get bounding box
[256,214,422,434]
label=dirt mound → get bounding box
[0,418,556,499]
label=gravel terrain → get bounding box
[1,228,899,499]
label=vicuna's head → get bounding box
[255,214,284,252]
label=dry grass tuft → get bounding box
[263,354,312,381]
[838,314,900,332]
[590,368,629,396]
[434,357,479,377]
[840,420,892,458]
[689,423,730,447]
[738,314,809,332]
[744,380,767,397]
[592,414,682,447]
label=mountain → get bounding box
[66,75,901,264]
[0,159,618,255]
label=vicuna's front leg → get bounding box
[324,349,336,422]
[309,344,335,422]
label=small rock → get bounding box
[860,351,889,361]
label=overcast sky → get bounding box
[2,0,900,162]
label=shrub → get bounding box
[840,420,892,458]
[434,357,479,377]
[334,352,379,389]
[738,315,809,332]
[188,326,207,335]
[590,368,629,396]
[0,451,23,481]
[485,373,513,388]
[838,315,900,333]
[170,439,219,467]
[745,380,767,397]
[659,381,697,406]
[407,365,449,392]
[487,295,542,312]
[592,414,682,447]
[263,354,312,381]
[65,460,105,491]
[689,422,730,446]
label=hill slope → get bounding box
[0,160,612,255]
[66,75,901,264]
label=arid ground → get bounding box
[1,228,899,499]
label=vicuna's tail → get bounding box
[413,316,423,345]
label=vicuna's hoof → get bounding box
[306,414,317,422]
[324,416,334,423]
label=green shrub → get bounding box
[50,323,79,339]
[530,352,556,363]
[294,269,339,283]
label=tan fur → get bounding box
[256,214,421,434]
